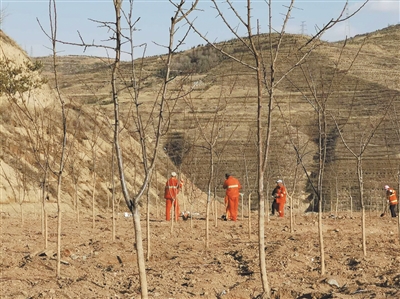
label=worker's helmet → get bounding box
[171,172,177,177]
[276,179,283,184]
[384,185,390,190]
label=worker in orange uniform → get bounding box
[272,179,287,218]
[223,173,241,221]
[384,185,398,218]
[164,172,183,221]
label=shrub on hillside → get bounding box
[0,58,46,96]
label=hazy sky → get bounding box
[1,0,399,59]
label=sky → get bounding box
[0,0,399,60]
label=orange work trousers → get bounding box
[227,196,239,221]
[224,195,231,220]
[166,198,180,221]
[277,202,285,218]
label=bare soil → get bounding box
[1,206,400,299]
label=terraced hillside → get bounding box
[35,25,400,213]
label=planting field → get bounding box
[1,206,399,299]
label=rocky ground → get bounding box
[1,204,400,299]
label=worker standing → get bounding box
[272,179,287,218]
[384,185,398,218]
[223,173,241,221]
[164,172,183,221]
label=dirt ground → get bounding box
[1,205,400,299]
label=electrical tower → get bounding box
[345,6,351,38]
[300,21,307,36]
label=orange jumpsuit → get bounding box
[223,176,241,221]
[224,195,231,220]
[386,187,398,218]
[164,176,182,221]
[272,183,287,218]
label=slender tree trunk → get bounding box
[318,199,325,274]
[241,193,244,221]
[132,206,148,297]
[44,209,48,249]
[357,158,367,256]
[92,171,97,230]
[214,187,218,228]
[112,145,116,242]
[146,179,151,261]
[170,199,175,233]
[398,171,400,241]
[41,180,46,235]
[74,182,79,223]
[155,167,159,219]
[248,193,252,239]
[205,149,214,249]
[56,178,62,277]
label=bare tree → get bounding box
[44,0,69,277]
[183,90,235,248]
[333,99,392,256]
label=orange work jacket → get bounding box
[164,177,182,200]
[272,185,287,204]
[223,176,241,198]
[387,188,398,205]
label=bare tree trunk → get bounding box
[46,0,68,278]
[350,191,353,218]
[182,183,186,212]
[335,177,339,217]
[44,209,48,249]
[74,182,79,223]
[398,171,400,241]
[240,193,244,221]
[356,158,367,256]
[213,188,218,228]
[56,177,63,277]
[146,180,151,261]
[248,193,252,239]
[92,170,96,230]
[40,178,47,236]
[318,199,326,274]
[155,167,159,219]
[112,145,116,242]
[170,199,175,233]
[131,210,147,296]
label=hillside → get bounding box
[0,29,207,216]
[33,24,400,213]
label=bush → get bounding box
[0,58,46,96]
